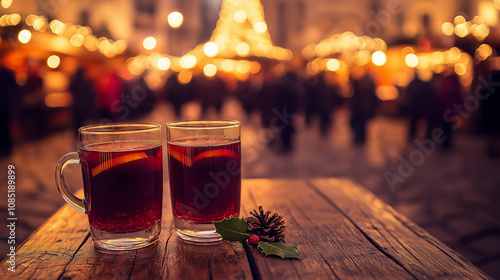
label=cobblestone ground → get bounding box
[1,99,499,278]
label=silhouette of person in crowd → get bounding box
[69,67,96,136]
[21,62,45,139]
[197,74,227,118]
[349,71,378,144]
[0,63,20,156]
[274,71,300,152]
[305,72,340,136]
[403,71,438,142]
[436,73,463,149]
[235,72,262,118]
[480,69,500,158]
[122,73,155,119]
[164,73,189,118]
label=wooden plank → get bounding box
[162,233,252,280]
[309,177,492,279]
[50,188,253,280]
[0,178,491,279]
[0,192,89,280]
[240,179,413,279]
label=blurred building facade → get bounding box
[2,0,497,53]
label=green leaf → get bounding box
[257,241,302,259]
[213,216,252,242]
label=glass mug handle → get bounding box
[55,152,86,213]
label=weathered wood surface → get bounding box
[0,178,492,279]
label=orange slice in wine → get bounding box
[168,147,189,166]
[190,149,240,166]
[91,152,148,177]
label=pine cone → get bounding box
[246,206,285,242]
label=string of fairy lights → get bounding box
[301,31,388,75]
[441,15,495,62]
[0,8,497,83]
[1,13,127,58]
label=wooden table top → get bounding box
[0,178,491,279]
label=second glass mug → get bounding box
[167,120,241,243]
[55,123,163,250]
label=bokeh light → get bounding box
[168,12,183,28]
[1,0,12,8]
[177,70,192,84]
[47,55,61,69]
[143,37,156,50]
[254,22,267,33]
[18,29,31,44]
[233,10,247,23]
[405,54,419,68]
[203,64,217,77]
[204,42,218,57]
[157,57,171,71]
[326,59,340,71]
[371,51,386,66]
[441,22,454,36]
[236,42,250,56]
[179,55,197,69]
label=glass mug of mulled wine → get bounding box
[167,120,241,243]
[55,123,163,250]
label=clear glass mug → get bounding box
[55,123,163,250]
[167,120,241,243]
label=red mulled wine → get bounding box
[80,142,163,233]
[168,139,241,223]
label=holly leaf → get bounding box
[213,216,252,242]
[257,241,302,259]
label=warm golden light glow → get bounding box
[179,55,197,69]
[405,54,419,68]
[233,10,247,23]
[70,34,84,47]
[249,61,261,74]
[475,44,493,61]
[376,86,399,101]
[479,2,498,26]
[84,36,97,51]
[10,13,21,25]
[157,57,171,71]
[221,60,236,72]
[455,24,469,38]
[355,51,370,66]
[1,0,12,9]
[47,55,61,69]
[441,22,454,36]
[178,70,192,84]
[326,59,340,71]
[254,22,267,33]
[454,63,466,76]
[203,64,217,77]
[204,42,218,57]
[44,93,73,108]
[454,15,466,25]
[168,12,183,28]
[143,37,156,50]
[33,17,46,31]
[371,51,386,66]
[236,42,250,56]
[236,60,250,74]
[18,29,31,44]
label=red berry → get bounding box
[248,234,260,246]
